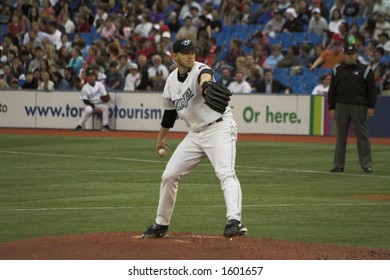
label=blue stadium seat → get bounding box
[293,32,307,44]
[80,32,93,46]
[306,33,322,45]
[0,24,7,37]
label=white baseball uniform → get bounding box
[78,81,110,127]
[155,61,243,226]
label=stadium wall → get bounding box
[0,91,388,137]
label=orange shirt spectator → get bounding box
[311,41,345,70]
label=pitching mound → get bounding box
[1,232,389,260]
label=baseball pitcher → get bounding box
[142,39,247,238]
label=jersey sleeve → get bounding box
[162,77,176,110]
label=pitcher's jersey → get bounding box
[80,81,108,105]
[162,61,232,131]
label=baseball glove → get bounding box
[202,81,232,114]
[100,93,111,103]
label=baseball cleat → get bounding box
[223,219,247,238]
[102,125,110,131]
[74,125,84,131]
[330,167,344,173]
[142,223,168,238]
[363,167,373,173]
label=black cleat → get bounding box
[330,167,344,173]
[74,125,84,131]
[223,219,247,238]
[363,167,373,173]
[142,223,168,238]
[102,125,110,131]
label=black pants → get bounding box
[334,103,372,169]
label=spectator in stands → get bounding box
[105,60,125,91]
[328,8,343,36]
[61,12,75,34]
[163,51,176,73]
[358,0,374,18]
[75,13,91,33]
[343,0,360,18]
[296,0,311,25]
[308,8,328,34]
[10,56,25,79]
[329,21,348,47]
[167,11,182,33]
[107,0,121,14]
[118,54,132,77]
[68,47,83,75]
[52,71,71,90]
[256,0,279,25]
[7,11,26,39]
[263,10,285,34]
[373,13,390,40]
[124,62,141,92]
[161,32,172,53]
[197,15,212,57]
[359,17,377,41]
[148,2,165,24]
[23,20,50,48]
[217,65,234,87]
[234,1,258,25]
[282,7,303,32]
[179,0,202,20]
[0,63,14,86]
[176,16,197,42]
[311,72,331,95]
[263,44,284,70]
[277,45,299,68]
[147,54,169,81]
[228,70,252,94]
[28,46,43,72]
[100,16,117,41]
[60,33,72,52]
[246,65,263,93]
[209,7,222,33]
[32,67,41,85]
[10,78,20,90]
[134,14,153,38]
[40,0,55,23]
[224,38,246,70]
[377,32,390,53]
[221,0,239,26]
[372,0,390,17]
[27,5,39,23]
[38,69,54,91]
[256,68,290,94]
[152,70,166,91]
[47,21,63,50]
[189,6,201,27]
[370,47,387,74]
[293,43,313,67]
[21,71,38,89]
[93,5,108,29]
[311,40,345,70]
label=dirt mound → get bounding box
[1,232,389,260]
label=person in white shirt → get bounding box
[312,72,331,95]
[134,14,153,38]
[147,54,169,81]
[228,71,252,94]
[47,21,62,50]
[124,63,141,92]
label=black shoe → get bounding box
[142,223,168,238]
[74,125,83,131]
[102,125,110,131]
[330,167,344,173]
[223,219,247,238]
[363,167,373,173]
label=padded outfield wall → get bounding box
[0,91,388,137]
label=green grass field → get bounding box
[0,134,389,250]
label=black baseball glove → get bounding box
[202,81,233,114]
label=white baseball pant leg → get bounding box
[79,104,109,127]
[155,117,242,226]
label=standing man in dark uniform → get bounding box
[328,44,377,173]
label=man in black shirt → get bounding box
[328,44,377,173]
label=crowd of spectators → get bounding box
[0,0,390,94]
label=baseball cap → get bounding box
[285,8,297,18]
[344,44,357,54]
[312,8,321,14]
[129,62,138,70]
[378,32,389,39]
[172,39,195,53]
[162,31,171,38]
[86,67,95,76]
